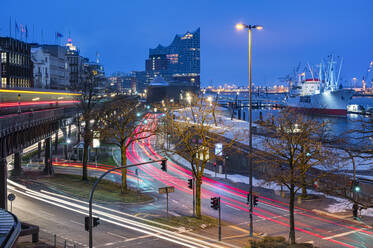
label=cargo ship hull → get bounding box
[286,89,354,116]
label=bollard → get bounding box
[54,234,56,248]
[64,239,67,248]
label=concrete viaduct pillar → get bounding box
[38,142,41,159]
[44,137,54,175]
[0,158,7,210]
[13,152,22,177]
[54,132,58,154]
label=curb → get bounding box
[26,177,155,206]
[312,209,372,227]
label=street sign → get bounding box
[7,193,15,201]
[158,186,175,220]
[8,193,16,212]
[215,143,223,156]
[196,146,209,161]
[159,186,175,194]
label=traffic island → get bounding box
[36,174,153,204]
[246,236,316,248]
[152,215,219,231]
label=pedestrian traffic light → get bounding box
[161,159,167,172]
[253,195,259,206]
[188,178,193,189]
[93,217,100,227]
[84,216,89,231]
[247,193,250,204]
[210,197,220,210]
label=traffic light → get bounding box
[188,179,193,189]
[210,197,220,210]
[253,195,259,206]
[247,194,250,204]
[352,180,360,192]
[93,217,100,227]
[161,159,167,172]
[84,216,89,231]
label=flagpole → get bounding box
[9,17,11,38]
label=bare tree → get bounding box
[164,94,239,218]
[96,96,156,192]
[257,109,337,244]
[72,70,100,181]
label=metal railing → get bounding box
[0,108,65,135]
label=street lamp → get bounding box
[236,22,263,237]
[207,96,213,106]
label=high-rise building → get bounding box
[145,28,200,88]
[0,37,33,88]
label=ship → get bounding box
[286,55,354,116]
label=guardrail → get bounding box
[0,108,65,136]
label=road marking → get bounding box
[106,232,127,239]
[70,220,83,226]
[38,210,55,218]
[323,229,365,240]
[172,199,178,203]
[227,225,251,234]
[225,204,240,211]
[124,234,153,242]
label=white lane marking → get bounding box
[124,234,153,242]
[70,220,83,226]
[225,204,240,211]
[323,229,366,240]
[9,186,225,248]
[106,232,127,239]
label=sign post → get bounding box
[7,193,16,212]
[159,186,175,220]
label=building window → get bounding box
[1,77,6,88]
[1,52,7,63]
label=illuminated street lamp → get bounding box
[235,22,263,237]
[186,94,192,104]
[207,96,213,106]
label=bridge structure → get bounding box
[0,107,79,209]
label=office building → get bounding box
[0,37,33,88]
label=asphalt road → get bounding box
[119,114,373,248]
[8,115,373,248]
[8,178,230,248]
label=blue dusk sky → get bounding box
[1,0,373,87]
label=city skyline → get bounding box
[1,0,373,87]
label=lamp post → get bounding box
[236,22,263,237]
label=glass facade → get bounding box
[146,28,200,88]
[0,37,33,88]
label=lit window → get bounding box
[166,54,179,64]
[1,53,7,63]
[1,77,6,88]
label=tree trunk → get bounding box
[121,147,128,192]
[195,176,202,218]
[301,174,307,198]
[82,137,89,181]
[212,111,217,126]
[289,183,296,244]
